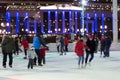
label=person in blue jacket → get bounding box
[33,33,48,66]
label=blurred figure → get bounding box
[75,36,89,68]
[14,37,19,55]
[94,36,99,53]
[64,36,69,52]
[60,35,66,55]
[40,46,49,65]
[104,36,112,57]
[56,35,60,53]
[100,35,106,57]
[21,36,29,59]
[85,34,96,67]
[1,34,15,68]
[33,33,48,66]
[27,48,35,69]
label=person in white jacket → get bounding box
[27,48,35,69]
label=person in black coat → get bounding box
[1,34,15,68]
[85,35,96,67]
[104,36,112,57]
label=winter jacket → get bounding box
[21,39,29,49]
[75,40,89,56]
[1,36,15,53]
[33,37,41,49]
[105,37,112,48]
[60,36,64,47]
[64,37,69,46]
[86,39,96,53]
[27,49,35,59]
[40,48,49,57]
[33,36,48,49]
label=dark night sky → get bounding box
[3,0,74,2]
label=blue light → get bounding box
[94,13,98,33]
[69,11,72,33]
[102,13,105,34]
[75,11,78,33]
[86,13,89,34]
[16,12,20,34]
[80,12,82,34]
[48,11,51,33]
[24,12,29,33]
[34,20,37,34]
[55,11,58,33]
[92,22,94,33]
[62,11,65,33]
[6,12,11,33]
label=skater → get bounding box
[14,37,19,55]
[85,34,96,67]
[60,35,66,55]
[104,35,112,57]
[100,35,106,57]
[21,36,29,59]
[75,36,89,68]
[33,33,48,66]
[1,34,15,68]
[39,46,49,65]
[64,36,69,52]
[56,35,60,53]
[27,48,35,69]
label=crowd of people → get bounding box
[0,33,112,69]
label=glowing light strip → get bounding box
[34,20,37,34]
[86,13,89,34]
[62,11,65,33]
[55,11,58,33]
[48,11,51,33]
[69,11,72,33]
[75,11,78,33]
[94,13,98,33]
[6,12,11,33]
[102,13,105,34]
[40,5,83,10]
[16,12,20,34]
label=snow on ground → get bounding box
[0,51,120,80]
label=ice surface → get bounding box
[0,51,120,80]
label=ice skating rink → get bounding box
[0,51,120,80]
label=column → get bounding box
[80,12,82,34]
[69,11,72,33]
[55,11,58,33]
[75,11,78,33]
[16,12,20,34]
[48,11,51,33]
[94,13,98,33]
[92,22,94,33]
[102,13,105,34]
[34,20,37,34]
[86,13,89,34]
[62,11,65,33]
[6,12,11,34]
[24,12,29,33]
[82,4,85,35]
[113,0,118,43]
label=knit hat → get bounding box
[89,34,94,39]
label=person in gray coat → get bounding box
[27,48,35,69]
[1,34,15,68]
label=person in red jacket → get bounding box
[75,36,89,68]
[21,36,29,59]
[64,36,69,52]
[39,46,49,66]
